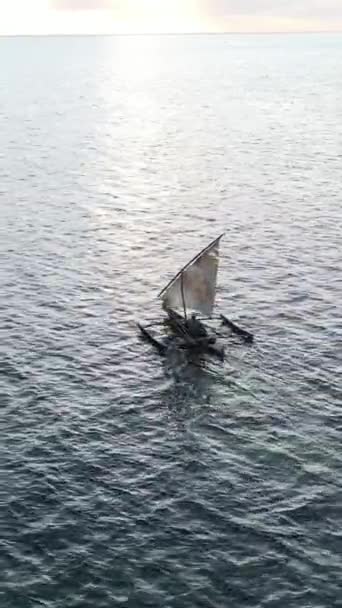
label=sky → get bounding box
[1,0,342,35]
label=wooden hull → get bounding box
[138,308,225,360]
[165,309,225,361]
[138,311,253,361]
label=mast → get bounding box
[180,272,187,320]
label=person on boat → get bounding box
[186,313,208,339]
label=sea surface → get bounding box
[1,34,341,607]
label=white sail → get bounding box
[160,236,222,317]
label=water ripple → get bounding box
[1,34,342,608]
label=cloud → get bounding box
[52,0,113,9]
[2,1,339,35]
[52,0,342,20]
[199,0,342,19]
[200,1,294,17]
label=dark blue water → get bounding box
[1,34,341,607]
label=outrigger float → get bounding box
[138,234,253,361]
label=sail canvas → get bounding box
[160,236,222,317]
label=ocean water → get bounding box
[1,34,341,607]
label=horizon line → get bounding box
[1,30,342,38]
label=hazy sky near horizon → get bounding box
[1,0,342,35]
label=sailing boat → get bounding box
[138,234,253,360]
